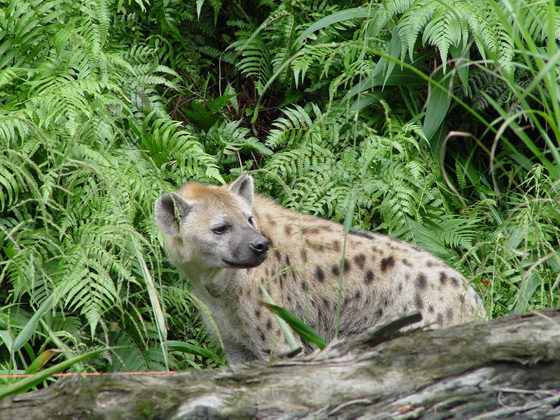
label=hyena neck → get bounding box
[185,265,245,300]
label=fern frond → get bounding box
[397,0,438,62]
[422,4,465,70]
[266,105,313,149]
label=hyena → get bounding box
[155,174,486,364]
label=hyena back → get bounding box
[155,175,486,364]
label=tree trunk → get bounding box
[2,310,560,420]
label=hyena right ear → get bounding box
[154,193,191,237]
[228,174,254,207]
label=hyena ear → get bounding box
[228,174,254,207]
[154,193,192,237]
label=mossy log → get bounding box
[2,310,560,420]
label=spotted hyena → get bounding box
[154,174,486,364]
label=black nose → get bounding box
[250,237,269,254]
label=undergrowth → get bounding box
[0,0,558,392]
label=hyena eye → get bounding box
[248,216,255,225]
[212,225,229,235]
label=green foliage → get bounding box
[0,0,224,385]
[262,303,327,350]
[1,0,559,392]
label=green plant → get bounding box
[1,0,558,389]
[0,0,224,384]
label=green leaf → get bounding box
[423,70,452,141]
[511,271,541,315]
[262,303,326,350]
[294,7,372,45]
[12,294,55,353]
[24,349,58,375]
[166,341,222,363]
[0,348,107,400]
[259,285,299,350]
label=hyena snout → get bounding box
[226,230,270,268]
[250,236,269,255]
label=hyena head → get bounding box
[154,174,269,270]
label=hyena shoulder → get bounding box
[155,175,486,364]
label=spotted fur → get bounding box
[155,175,486,364]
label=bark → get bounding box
[2,310,560,420]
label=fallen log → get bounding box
[2,310,560,420]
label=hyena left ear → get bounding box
[228,174,254,207]
[154,193,192,237]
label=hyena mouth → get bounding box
[222,258,266,268]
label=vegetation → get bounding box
[0,0,558,393]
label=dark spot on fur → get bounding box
[302,226,321,234]
[316,266,325,283]
[437,313,444,325]
[263,349,272,355]
[331,265,340,276]
[255,309,261,318]
[416,273,428,290]
[440,272,448,286]
[451,277,460,287]
[354,290,361,300]
[287,295,292,303]
[300,249,307,261]
[364,270,374,285]
[332,240,341,252]
[342,258,351,272]
[285,255,291,267]
[380,256,395,272]
[284,225,293,235]
[398,282,403,292]
[349,229,374,240]
[377,308,384,318]
[447,308,454,321]
[279,276,284,289]
[322,297,330,309]
[415,294,424,310]
[402,259,411,267]
[301,281,306,291]
[266,319,273,330]
[428,305,434,314]
[426,260,435,268]
[258,288,263,296]
[308,242,326,252]
[266,215,277,226]
[353,254,366,270]
[274,250,281,261]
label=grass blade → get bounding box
[0,348,107,400]
[262,303,326,350]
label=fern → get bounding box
[390,0,560,77]
[0,0,220,376]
